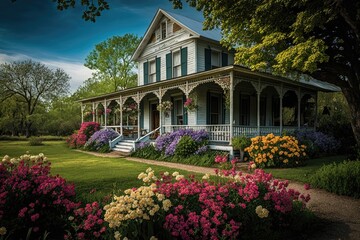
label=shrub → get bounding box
[174,135,198,157]
[84,128,119,153]
[66,122,100,149]
[155,128,208,156]
[245,133,307,168]
[310,160,360,198]
[104,167,313,240]
[0,153,108,239]
[28,137,43,146]
[294,130,341,157]
[132,142,161,159]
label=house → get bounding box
[79,9,339,154]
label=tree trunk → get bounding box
[25,121,32,138]
[342,87,360,147]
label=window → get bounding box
[149,60,156,83]
[161,21,167,39]
[207,93,223,124]
[174,98,183,125]
[173,51,181,77]
[211,51,220,69]
[239,94,250,125]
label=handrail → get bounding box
[109,134,123,149]
[136,127,160,143]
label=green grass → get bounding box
[0,141,195,203]
[264,155,347,182]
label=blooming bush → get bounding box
[184,98,198,112]
[294,130,341,157]
[104,167,312,239]
[84,128,119,153]
[66,122,100,149]
[0,153,108,239]
[155,128,208,156]
[245,133,308,168]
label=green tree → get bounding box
[171,0,360,146]
[84,34,141,92]
[0,60,70,137]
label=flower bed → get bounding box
[245,133,307,168]
[66,122,100,149]
[84,128,119,153]
[104,164,312,239]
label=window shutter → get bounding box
[156,57,161,81]
[183,95,188,125]
[205,48,211,70]
[181,47,188,76]
[222,52,228,67]
[166,53,172,80]
[143,62,148,85]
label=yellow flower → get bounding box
[172,171,179,177]
[255,205,269,218]
[150,236,158,240]
[0,227,7,236]
[114,231,121,240]
[202,173,210,180]
[162,199,172,211]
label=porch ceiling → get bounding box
[78,65,340,104]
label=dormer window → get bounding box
[161,21,167,39]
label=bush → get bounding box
[155,128,208,156]
[104,167,314,240]
[0,153,108,239]
[132,142,161,159]
[294,130,341,157]
[310,160,360,198]
[84,128,120,153]
[28,137,43,146]
[66,122,100,149]
[245,133,308,168]
[174,135,198,157]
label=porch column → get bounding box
[92,102,95,122]
[120,96,123,136]
[314,92,318,130]
[297,88,301,130]
[257,91,261,136]
[81,104,84,123]
[104,99,107,128]
[159,98,163,135]
[137,93,141,139]
[229,71,234,144]
[280,94,283,134]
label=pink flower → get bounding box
[304,183,311,190]
[31,213,40,222]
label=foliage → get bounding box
[155,128,208,156]
[0,153,109,239]
[310,160,360,198]
[174,135,198,157]
[232,135,251,150]
[84,34,141,92]
[105,167,313,239]
[294,130,341,157]
[66,122,100,149]
[28,137,43,146]
[183,98,198,112]
[156,101,173,112]
[0,60,70,137]
[245,134,308,168]
[132,142,162,159]
[171,0,360,148]
[84,128,119,153]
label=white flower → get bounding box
[150,236,158,240]
[172,171,179,177]
[114,231,121,240]
[163,171,169,176]
[175,175,184,181]
[251,163,256,169]
[255,205,269,218]
[39,153,44,158]
[146,167,153,173]
[68,216,74,221]
[202,173,210,180]
[0,226,7,236]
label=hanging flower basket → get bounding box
[157,101,173,112]
[184,98,198,112]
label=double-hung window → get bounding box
[173,51,181,78]
[149,60,156,83]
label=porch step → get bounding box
[112,140,135,154]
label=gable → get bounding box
[147,17,185,45]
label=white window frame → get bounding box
[172,50,181,78]
[149,60,156,83]
[211,50,220,69]
[161,21,167,40]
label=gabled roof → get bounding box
[131,9,222,61]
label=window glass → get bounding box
[149,60,156,83]
[161,22,166,39]
[173,51,181,77]
[211,51,220,68]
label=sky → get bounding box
[0,0,202,93]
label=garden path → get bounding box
[79,150,360,240]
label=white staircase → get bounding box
[112,140,135,154]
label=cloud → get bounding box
[0,51,93,93]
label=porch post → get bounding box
[92,102,95,122]
[314,92,318,130]
[120,96,123,136]
[159,98,163,135]
[229,71,234,144]
[137,93,141,139]
[297,88,301,130]
[104,99,107,128]
[257,91,261,136]
[81,104,84,123]
[280,85,283,134]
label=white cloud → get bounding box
[0,52,93,93]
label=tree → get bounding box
[85,34,141,91]
[171,0,360,147]
[0,60,70,137]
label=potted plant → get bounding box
[231,135,251,161]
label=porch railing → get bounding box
[163,125,231,142]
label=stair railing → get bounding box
[109,134,123,150]
[134,127,160,150]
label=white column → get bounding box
[229,71,234,144]
[92,102,95,122]
[81,104,84,123]
[257,91,261,136]
[159,98,163,135]
[104,100,107,128]
[280,95,283,134]
[297,88,301,129]
[137,103,141,139]
[314,92,318,130]
[120,96,123,136]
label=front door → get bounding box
[151,103,160,130]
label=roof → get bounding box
[131,9,222,61]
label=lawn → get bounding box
[265,155,348,182]
[0,141,195,203]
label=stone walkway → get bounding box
[79,150,360,240]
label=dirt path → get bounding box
[79,150,360,239]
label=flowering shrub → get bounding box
[104,167,312,239]
[155,128,208,156]
[294,130,341,157]
[66,122,100,148]
[184,98,198,112]
[245,133,307,168]
[84,128,119,153]
[157,100,173,112]
[0,153,108,239]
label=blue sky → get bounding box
[0,0,201,92]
